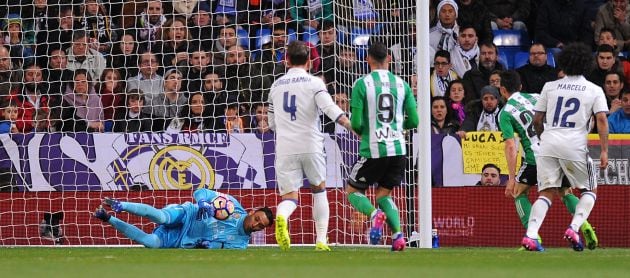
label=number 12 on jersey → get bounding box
[552,96,580,128]
[283,91,297,121]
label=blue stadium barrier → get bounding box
[302,26,320,46]
[237,28,249,49]
[255,28,272,49]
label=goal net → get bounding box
[0,0,420,247]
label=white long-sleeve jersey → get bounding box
[268,68,344,156]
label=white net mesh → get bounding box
[0,0,420,246]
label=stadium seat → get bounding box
[287,29,297,44]
[492,30,529,47]
[546,52,556,67]
[255,28,272,49]
[302,26,319,46]
[498,51,510,69]
[237,28,249,49]
[351,27,371,46]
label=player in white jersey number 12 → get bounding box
[521,43,609,252]
[267,41,352,251]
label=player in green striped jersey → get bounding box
[345,42,418,251]
[498,70,598,250]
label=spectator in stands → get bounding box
[98,69,124,121]
[450,25,480,77]
[66,30,107,81]
[476,163,502,186]
[145,68,187,131]
[58,69,104,132]
[189,2,214,51]
[391,19,417,77]
[172,0,201,19]
[608,89,630,133]
[2,14,33,69]
[323,89,351,134]
[430,0,459,53]
[603,71,626,115]
[445,79,470,125]
[462,85,502,132]
[211,25,239,66]
[258,23,289,80]
[202,70,232,119]
[594,0,630,52]
[535,0,591,51]
[249,1,287,36]
[155,17,190,69]
[108,32,140,81]
[7,61,50,133]
[248,102,270,134]
[20,0,47,48]
[78,0,117,54]
[0,99,18,134]
[431,95,461,135]
[135,0,166,51]
[36,5,75,67]
[456,0,493,43]
[112,89,153,132]
[0,45,19,91]
[44,48,72,129]
[597,27,625,55]
[335,46,366,94]
[32,108,50,132]
[484,0,529,31]
[167,92,217,132]
[516,43,559,94]
[431,50,459,97]
[462,41,504,100]
[223,45,272,104]
[488,70,502,89]
[224,103,245,133]
[318,20,336,83]
[289,0,332,31]
[212,0,251,26]
[182,47,212,93]
[588,44,620,87]
[127,50,163,104]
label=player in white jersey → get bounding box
[521,43,609,252]
[268,40,352,251]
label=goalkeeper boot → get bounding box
[315,242,331,251]
[103,197,123,213]
[521,236,544,251]
[391,232,406,251]
[580,222,598,250]
[564,227,584,252]
[93,206,111,222]
[369,209,386,245]
[275,216,290,251]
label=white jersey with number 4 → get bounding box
[534,75,608,161]
[268,68,344,156]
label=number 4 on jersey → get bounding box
[283,91,297,121]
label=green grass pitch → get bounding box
[1,247,629,278]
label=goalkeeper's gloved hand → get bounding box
[195,240,211,249]
[196,199,214,220]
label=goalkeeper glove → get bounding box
[196,199,214,220]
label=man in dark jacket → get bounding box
[516,43,558,94]
[457,0,494,43]
[463,41,505,100]
[462,85,502,131]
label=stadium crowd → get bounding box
[0,0,628,135]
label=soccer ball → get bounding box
[212,196,235,220]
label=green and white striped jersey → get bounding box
[498,92,540,165]
[351,70,417,158]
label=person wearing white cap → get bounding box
[430,0,460,56]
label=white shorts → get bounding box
[275,153,326,196]
[536,155,597,192]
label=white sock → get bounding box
[276,199,298,220]
[570,192,597,231]
[526,196,552,239]
[312,191,330,244]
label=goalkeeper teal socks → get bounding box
[515,194,532,229]
[348,192,376,217]
[377,196,401,234]
[108,216,161,248]
[121,202,168,224]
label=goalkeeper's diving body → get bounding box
[93,188,274,249]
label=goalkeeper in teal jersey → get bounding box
[498,70,597,250]
[93,188,273,249]
[345,41,419,251]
